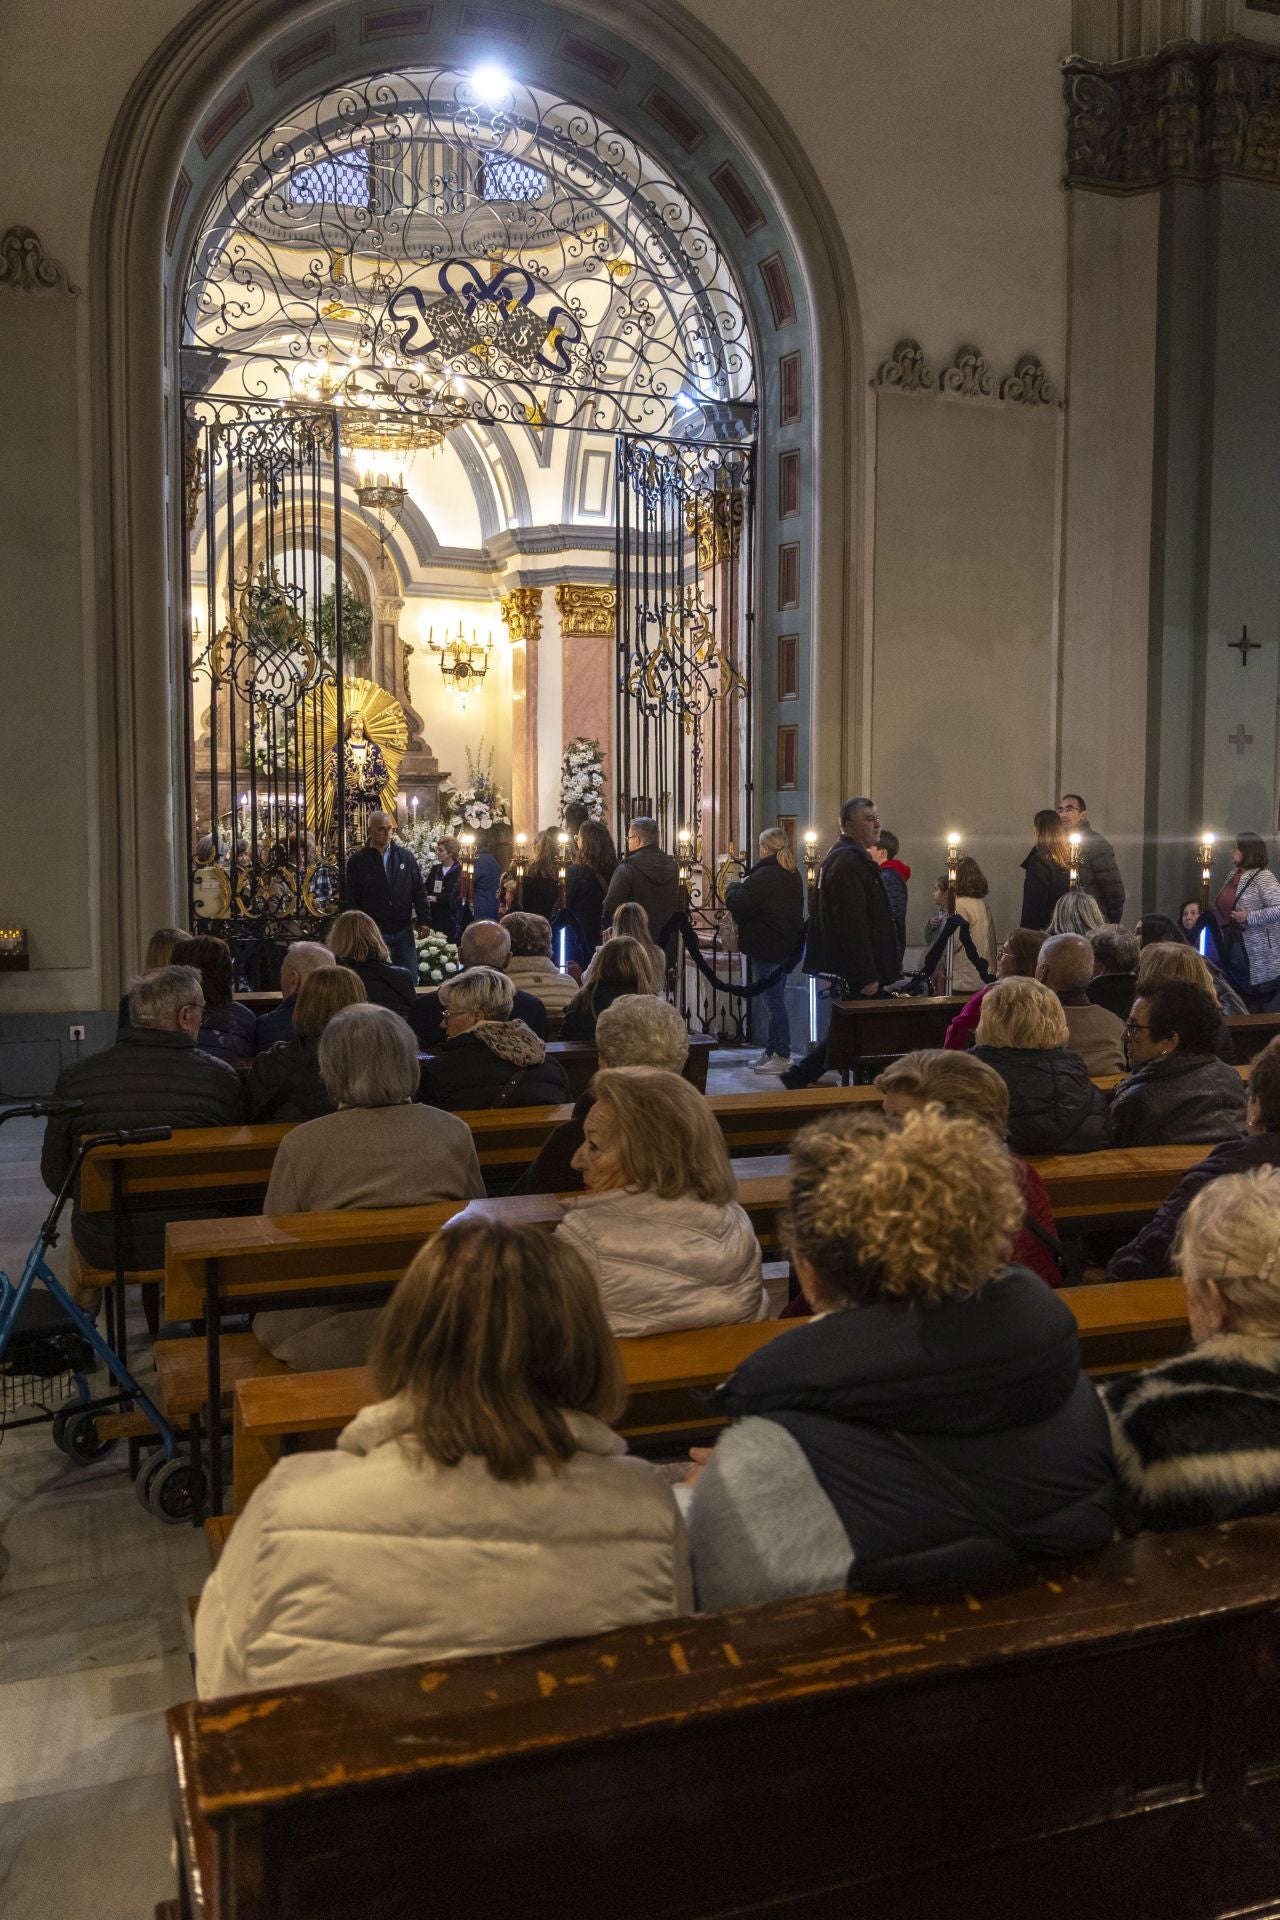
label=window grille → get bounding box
[291,151,371,209]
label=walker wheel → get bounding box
[135,1451,165,1511]
[50,1406,73,1452]
[147,1456,205,1525]
[58,1408,118,1464]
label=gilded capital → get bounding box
[683,490,744,571]
[500,587,543,642]
[1064,39,1280,193]
[554,583,616,639]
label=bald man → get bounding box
[345,811,429,975]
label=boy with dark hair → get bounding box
[871,828,910,965]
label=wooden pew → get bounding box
[166,1517,1280,1920]
[825,994,969,1077]
[1226,1009,1280,1063]
[420,1033,715,1100]
[166,1144,1210,1514]
[227,1276,1189,1513]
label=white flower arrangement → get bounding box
[439,739,512,834]
[414,928,462,986]
[395,816,448,869]
[560,736,605,820]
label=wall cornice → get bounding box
[872,341,1061,407]
[1064,35,1280,192]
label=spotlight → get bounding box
[470,64,512,107]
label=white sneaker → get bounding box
[750,1052,789,1073]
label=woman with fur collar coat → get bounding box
[1102,1166,1280,1531]
[419,965,571,1112]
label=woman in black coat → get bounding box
[245,965,367,1122]
[564,819,618,969]
[1019,810,1072,932]
[972,977,1110,1156]
[725,828,805,1072]
[419,966,571,1111]
[559,937,654,1044]
[518,828,563,924]
[326,910,418,1019]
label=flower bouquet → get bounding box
[415,928,462,987]
[439,740,512,834]
[560,736,605,820]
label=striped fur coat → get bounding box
[1101,1334,1280,1531]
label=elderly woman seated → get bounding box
[170,935,257,1065]
[1135,940,1239,1058]
[875,1049,1064,1287]
[1102,1167,1280,1530]
[972,977,1111,1156]
[196,1220,690,1695]
[420,966,571,1111]
[1035,933,1126,1075]
[254,1004,484,1371]
[327,909,418,1018]
[1110,979,1247,1147]
[943,926,1046,1052]
[514,996,690,1195]
[502,911,578,1018]
[685,1107,1119,1607]
[561,936,657,1043]
[1086,924,1140,1024]
[555,1066,766,1336]
[245,965,367,1121]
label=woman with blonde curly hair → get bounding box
[686,1107,1118,1607]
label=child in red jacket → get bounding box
[872,830,910,965]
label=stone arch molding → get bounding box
[90,0,861,990]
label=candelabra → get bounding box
[459,830,476,907]
[944,834,962,995]
[556,830,570,911]
[803,831,819,891]
[1067,832,1081,892]
[1198,831,1216,915]
[513,833,528,908]
[676,827,693,902]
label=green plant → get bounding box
[318,583,373,664]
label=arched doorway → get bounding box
[90,0,861,990]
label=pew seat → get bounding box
[223,1278,1189,1513]
[167,1516,1280,1920]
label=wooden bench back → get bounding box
[167,1517,1280,1920]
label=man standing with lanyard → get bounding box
[345,811,429,976]
[781,796,901,1089]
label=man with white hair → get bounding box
[1036,932,1125,1076]
[255,940,333,1052]
[513,996,691,1195]
[41,965,244,1281]
[413,917,548,1044]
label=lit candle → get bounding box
[803,829,819,888]
[1068,831,1081,890]
[1198,830,1216,911]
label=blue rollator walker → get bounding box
[0,1099,205,1522]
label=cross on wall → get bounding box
[1228,723,1254,756]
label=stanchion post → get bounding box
[804,831,819,1043]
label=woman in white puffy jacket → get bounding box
[195,1220,690,1698]
[556,1066,768,1338]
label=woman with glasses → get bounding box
[1112,980,1247,1148]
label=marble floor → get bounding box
[0,1049,796,1914]
[0,1117,203,1920]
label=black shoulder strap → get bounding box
[491,1064,532,1108]
[889,1428,1033,1558]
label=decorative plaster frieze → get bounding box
[871,341,1062,406]
[555,583,617,638]
[0,226,78,295]
[1064,37,1280,193]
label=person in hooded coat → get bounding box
[600,815,682,952]
[419,966,571,1111]
[971,976,1110,1157]
[685,1106,1118,1606]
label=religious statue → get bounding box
[332,711,390,844]
[311,675,409,856]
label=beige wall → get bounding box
[0,0,1109,1011]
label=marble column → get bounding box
[500,588,542,837]
[554,584,616,816]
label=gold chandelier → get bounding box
[427,622,493,707]
[287,351,454,554]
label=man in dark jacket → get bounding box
[41,965,245,1274]
[725,828,806,1072]
[412,920,547,1046]
[601,816,681,947]
[1107,1034,1280,1278]
[1086,925,1139,1024]
[345,812,428,974]
[782,798,900,1089]
[1058,793,1125,923]
[254,940,332,1052]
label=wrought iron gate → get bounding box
[184,397,351,985]
[614,434,756,1037]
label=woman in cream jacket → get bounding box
[196,1220,690,1697]
[555,1066,767,1337]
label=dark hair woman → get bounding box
[560,936,655,1043]
[1216,832,1280,1012]
[170,935,257,1064]
[1019,809,1072,932]
[565,819,619,968]
[520,827,565,923]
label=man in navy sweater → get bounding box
[345,812,428,975]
